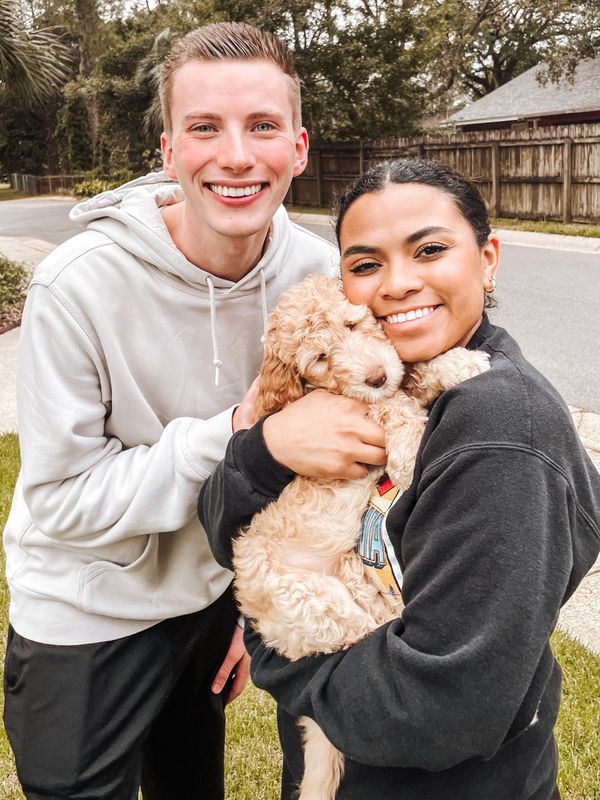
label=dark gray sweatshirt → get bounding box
[198,317,600,800]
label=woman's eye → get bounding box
[416,243,447,258]
[348,261,380,275]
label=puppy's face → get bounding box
[271,275,404,402]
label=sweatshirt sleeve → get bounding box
[16,284,236,548]
[245,444,592,771]
[198,421,296,569]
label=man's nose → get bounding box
[217,131,257,172]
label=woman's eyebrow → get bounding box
[341,244,379,258]
[405,226,454,245]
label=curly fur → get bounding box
[233,274,490,800]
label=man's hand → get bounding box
[263,389,386,480]
[211,624,250,704]
[232,377,260,432]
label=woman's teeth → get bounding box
[209,184,262,197]
[385,306,436,324]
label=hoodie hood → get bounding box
[70,170,291,297]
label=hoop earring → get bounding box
[485,276,497,295]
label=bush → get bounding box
[71,178,125,198]
[0,256,28,313]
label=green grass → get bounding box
[0,185,27,202]
[491,216,600,239]
[0,432,598,798]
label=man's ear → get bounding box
[293,128,309,178]
[161,131,177,180]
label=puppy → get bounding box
[233,274,489,800]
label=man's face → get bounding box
[161,58,308,242]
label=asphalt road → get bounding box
[1,198,598,412]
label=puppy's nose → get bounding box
[365,367,387,388]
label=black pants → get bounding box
[3,587,238,800]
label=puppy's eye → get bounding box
[345,322,356,330]
[317,353,327,362]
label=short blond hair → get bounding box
[160,22,302,134]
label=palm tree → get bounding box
[0,0,72,107]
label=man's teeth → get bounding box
[209,183,262,197]
[386,306,436,324]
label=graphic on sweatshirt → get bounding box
[358,474,403,607]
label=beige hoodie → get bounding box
[4,172,337,644]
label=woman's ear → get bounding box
[481,234,500,286]
[255,345,305,417]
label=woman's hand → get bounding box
[263,389,386,480]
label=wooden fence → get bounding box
[287,123,600,223]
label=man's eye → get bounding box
[416,243,447,258]
[255,122,274,132]
[192,124,215,133]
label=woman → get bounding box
[198,159,600,799]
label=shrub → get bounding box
[71,178,124,198]
[0,256,28,313]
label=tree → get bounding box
[426,0,600,112]
[0,0,72,106]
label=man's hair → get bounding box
[160,21,302,134]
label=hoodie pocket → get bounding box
[78,534,158,617]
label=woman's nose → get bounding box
[381,260,423,298]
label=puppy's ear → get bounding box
[256,346,304,417]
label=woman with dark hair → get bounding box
[199,158,600,800]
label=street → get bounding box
[1,197,599,412]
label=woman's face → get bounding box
[339,182,499,363]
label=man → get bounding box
[3,20,385,800]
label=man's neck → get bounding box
[161,201,270,282]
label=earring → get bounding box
[485,276,497,295]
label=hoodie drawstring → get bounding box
[259,269,269,344]
[205,269,269,387]
[205,276,222,387]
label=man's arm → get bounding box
[18,285,236,547]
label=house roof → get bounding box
[449,58,600,125]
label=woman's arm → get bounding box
[245,443,594,771]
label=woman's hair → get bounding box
[335,158,491,248]
[334,157,496,307]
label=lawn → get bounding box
[0,432,599,799]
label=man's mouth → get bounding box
[384,306,438,324]
[207,183,264,198]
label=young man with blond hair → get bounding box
[3,20,385,800]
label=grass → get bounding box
[0,432,598,798]
[0,185,27,202]
[491,216,600,239]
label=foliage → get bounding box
[0,256,27,313]
[71,177,125,197]
[1,0,599,175]
[0,0,72,107]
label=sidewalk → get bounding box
[0,228,598,656]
